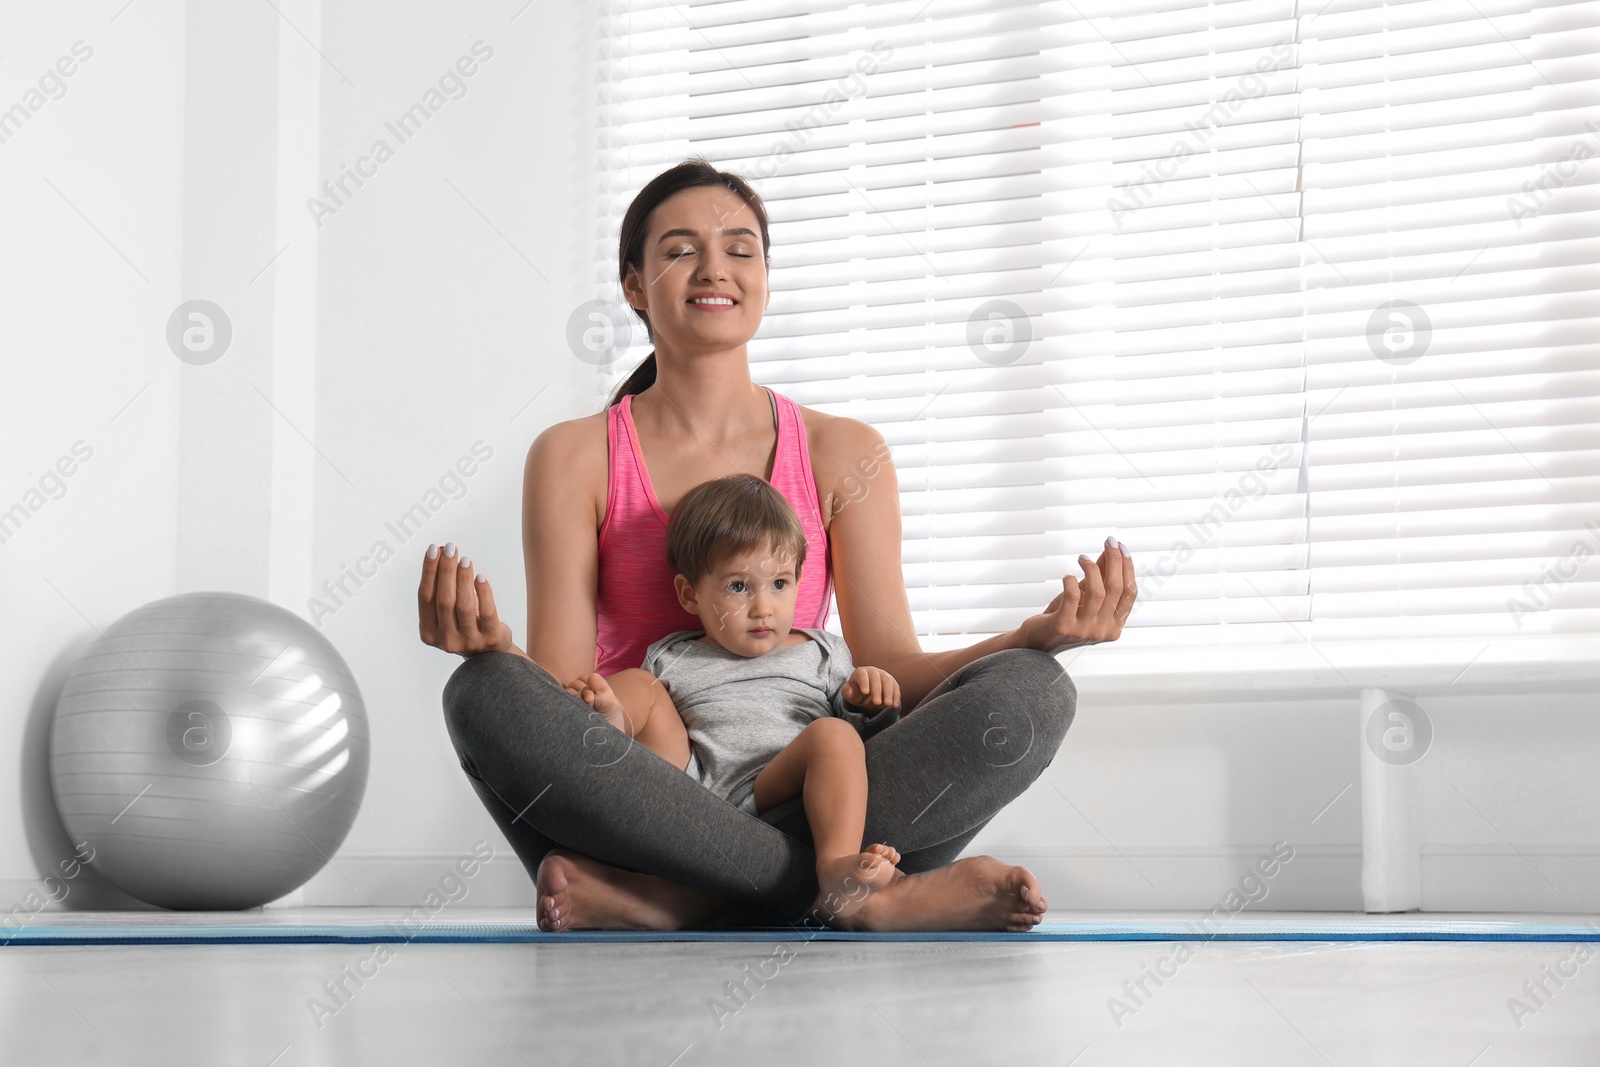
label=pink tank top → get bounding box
[595,386,834,675]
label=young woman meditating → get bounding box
[419,157,1137,931]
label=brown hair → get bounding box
[666,473,807,589]
[607,156,772,410]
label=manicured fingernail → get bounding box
[460,556,471,569]
[475,573,487,583]
[426,543,439,559]
[1107,536,1120,550]
[1079,554,1093,563]
[444,542,457,558]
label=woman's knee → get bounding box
[1014,647,1076,727]
[970,647,1078,765]
[443,651,503,732]
[441,651,560,762]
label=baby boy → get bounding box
[564,472,904,927]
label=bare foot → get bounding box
[535,848,724,932]
[811,844,901,928]
[868,842,901,867]
[563,673,626,732]
[841,855,1049,933]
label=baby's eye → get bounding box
[772,579,788,590]
[728,580,747,594]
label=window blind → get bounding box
[594,0,1600,674]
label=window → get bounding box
[596,0,1600,677]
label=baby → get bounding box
[563,472,906,928]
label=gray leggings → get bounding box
[440,646,1077,927]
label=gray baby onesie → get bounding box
[636,627,900,817]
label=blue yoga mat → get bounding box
[6,918,1598,946]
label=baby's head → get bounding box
[666,473,807,658]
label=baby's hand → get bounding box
[841,666,900,713]
[564,672,626,727]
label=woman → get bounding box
[420,157,1137,931]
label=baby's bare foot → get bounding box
[862,842,901,870]
[811,846,902,928]
[564,673,627,731]
[847,855,1048,933]
[535,848,723,932]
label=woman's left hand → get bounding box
[1019,537,1137,655]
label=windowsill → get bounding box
[917,633,1600,704]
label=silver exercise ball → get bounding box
[50,591,370,910]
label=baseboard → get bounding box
[290,847,542,910]
[7,844,1597,914]
[1413,845,1600,912]
[993,844,1363,912]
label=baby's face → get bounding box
[674,543,801,658]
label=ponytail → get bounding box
[605,351,657,410]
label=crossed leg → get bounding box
[441,647,1077,932]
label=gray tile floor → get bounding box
[2,910,1597,1066]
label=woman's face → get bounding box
[624,185,770,352]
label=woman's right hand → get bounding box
[418,542,516,658]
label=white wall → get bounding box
[978,686,1600,913]
[2,0,599,913]
[4,0,188,909]
[297,0,600,899]
[4,1,1596,917]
